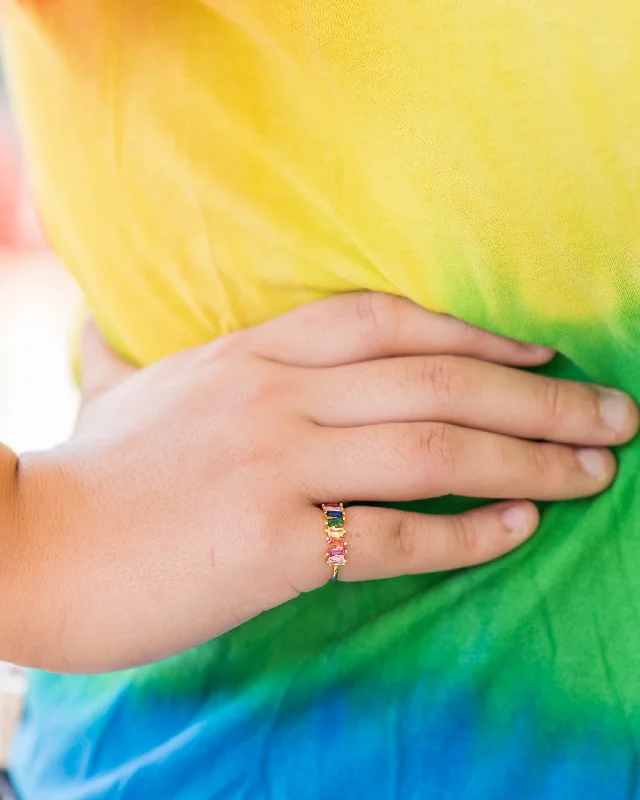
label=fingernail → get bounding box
[501,504,534,536]
[598,388,634,434]
[524,343,555,356]
[577,448,609,479]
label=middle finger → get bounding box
[303,355,638,446]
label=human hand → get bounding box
[17,294,638,671]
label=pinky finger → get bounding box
[338,501,540,581]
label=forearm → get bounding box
[0,441,246,673]
[10,445,217,674]
[2,447,90,671]
[9,449,98,672]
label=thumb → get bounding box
[81,320,137,401]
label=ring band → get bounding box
[322,503,348,582]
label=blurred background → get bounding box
[0,50,80,766]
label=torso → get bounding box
[4,2,640,797]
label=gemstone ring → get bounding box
[322,503,348,582]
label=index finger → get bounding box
[249,292,554,368]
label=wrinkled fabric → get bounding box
[3,1,640,797]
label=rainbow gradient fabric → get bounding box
[3,1,640,797]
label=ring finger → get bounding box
[309,422,616,502]
[290,501,540,588]
[328,502,540,581]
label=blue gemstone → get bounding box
[326,511,343,518]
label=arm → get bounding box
[0,442,25,662]
[1,294,637,673]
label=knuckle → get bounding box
[584,387,602,426]
[528,441,557,479]
[539,378,565,423]
[421,355,468,407]
[232,367,287,411]
[355,292,399,345]
[451,514,480,560]
[392,514,416,561]
[528,442,548,476]
[418,422,464,471]
[229,421,296,471]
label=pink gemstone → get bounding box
[327,545,346,567]
[323,504,342,512]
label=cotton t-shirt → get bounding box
[3,1,640,797]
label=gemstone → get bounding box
[327,532,344,542]
[323,504,342,512]
[327,552,346,566]
[327,517,344,527]
[325,510,343,518]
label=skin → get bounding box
[1,292,637,673]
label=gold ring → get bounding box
[322,503,347,582]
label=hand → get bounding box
[17,293,638,672]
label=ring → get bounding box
[322,503,348,582]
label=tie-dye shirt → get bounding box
[3,1,640,797]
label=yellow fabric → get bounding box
[6,6,640,797]
[3,0,640,368]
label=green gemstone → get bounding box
[327,517,344,527]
